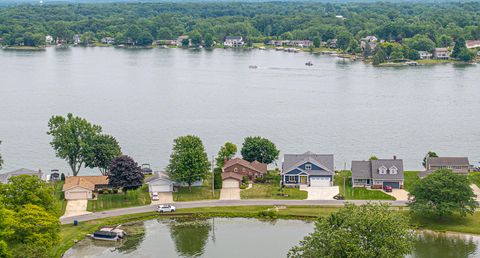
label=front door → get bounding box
[300,176,307,184]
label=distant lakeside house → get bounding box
[221,158,268,188]
[466,40,480,49]
[433,48,450,59]
[281,151,335,187]
[0,168,44,184]
[224,36,244,47]
[145,171,203,193]
[267,40,313,48]
[419,51,433,60]
[351,156,404,189]
[420,157,470,178]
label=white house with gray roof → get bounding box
[282,151,334,187]
[351,157,404,189]
[0,168,44,184]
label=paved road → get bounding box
[60,199,408,225]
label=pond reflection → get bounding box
[409,231,478,258]
[167,218,212,257]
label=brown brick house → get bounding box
[222,158,268,180]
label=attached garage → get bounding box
[223,179,240,188]
[64,186,92,200]
[145,172,174,193]
[310,176,331,187]
[383,181,400,189]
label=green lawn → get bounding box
[404,171,421,192]
[173,186,220,202]
[52,181,67,217]
[241,183,308,200]
[87,185,151,212]
[334,171,395,200]
[468,172,480,188]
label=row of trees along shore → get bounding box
[1,113,480,257]
[0,2,479,61]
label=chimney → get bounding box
[393,155,397,160]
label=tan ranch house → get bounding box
[62,176,110,200]
[420,157,470,177]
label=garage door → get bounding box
[223,179,240,188]
[67,191,88,200]
[383,182,400,189]
[310,177,331,187]
[151,184,171,193]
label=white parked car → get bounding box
[151,192,159,201]
[158,204,176,213]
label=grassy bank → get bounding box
[404,171,420,192]
[468,172,480,188]
[173,186,220,202]
[55,205,480,257]
[241,183,307,200]
[52,181,67,217]
[3,46,46,50]
[87,185,151,212]
[334,171,395,200]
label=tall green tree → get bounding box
[409,169,479,218]
[167,135,210,190]
[84,134,122,175]
[313,37,321,48]
[47,113,102,176]
[204,33,214,48]
[0,175,56,213]
[190,31,202,46]
[241,136,279,164]
[108,155,144,192]
[215,142,237,168]
[451,37,466,58]
[422,151,438,168]
[336,31,353,52]
[372,47,386,65]
[289,203,415,258]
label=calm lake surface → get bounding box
[64,218,480,258]
[1,47,479,174]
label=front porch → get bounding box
[283,175,309,185]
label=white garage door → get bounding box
[151,184,171,193]
[310,177,331,187]
[67,191,89,200]
[223,179,240,188]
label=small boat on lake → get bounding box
[249,65,258,69]
[90,227,126,241]
[305,61,313,66]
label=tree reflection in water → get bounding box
[412,231,477,258]
[168,218,212,257]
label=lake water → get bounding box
[1,47,479,175]
[64,218,480,258]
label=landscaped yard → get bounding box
[87,185,151,212]
[173,186,220,202]
[52,181,67,217]
[468,172,480,188]
[334,171,395,200]
[241,183,308,200]
[404,171,420,192]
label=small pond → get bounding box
[64,218,480,258]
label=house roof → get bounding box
[145,171,174,184]
[62,176,109,191]
[282,152,334,175]
[434,48,449,52]
[351,159,404,180]
[427,157,469,167]
[0,168,43,184]
[222,172,243,181]
[223,158,267,174]
[225,36,243,40]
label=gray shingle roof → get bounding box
[0,168,43,184]
[351,159,404,180]
[145,171,173,184]
[282,151,334,175]
[427,157,469,167]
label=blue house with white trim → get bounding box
[281,151,335,187]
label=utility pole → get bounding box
[211,155,215,198]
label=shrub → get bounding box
[240,184,247,189]
[242,176,249,184]
[254,177,266,183]
[257,209,277,218]
[60,173,65,181]
[214,168,223,189]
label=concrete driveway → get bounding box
[61,199,91,218]
[220,188,241,200]
[385,189,410,201]
[151,192,174,205]
[471,184,480,201]
[302,186,339,200]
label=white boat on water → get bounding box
[305,61,313,66]
[90,227,126,241]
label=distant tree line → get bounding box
[0,1,479,53]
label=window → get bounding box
[305,164,312,170]
[234,168,238,172]
[389,166,398,174]
[287,176,296,182]
[378,166,387,174]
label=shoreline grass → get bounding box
[55,205,480,258]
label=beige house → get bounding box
[62,176,109,200]
[420,157,470,178]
